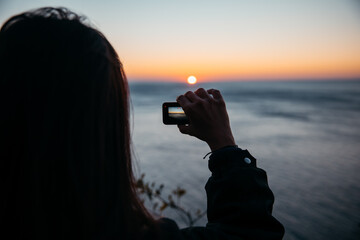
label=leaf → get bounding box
[146,191,152,200]
[160,202,168,211]
[177,188,186,197]
[136,179,144,188]
[172,187,186,197]
[153,202,158,210]
[196,209,202,216]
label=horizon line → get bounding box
[128,76,360,83]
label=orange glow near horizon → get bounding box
[120,38,360,82]
[123,55,360,82]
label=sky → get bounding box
[1,0,360,82]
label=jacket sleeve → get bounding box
[180,147,285,240]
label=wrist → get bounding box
[207,136,236,151]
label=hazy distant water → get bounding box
[129,80,360,240]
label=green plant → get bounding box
[136,173,207,227]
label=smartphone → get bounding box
[162,102,189,125]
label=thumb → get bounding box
[177,125,192,135]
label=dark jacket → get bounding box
[152,147,285,240]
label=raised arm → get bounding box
[175,88,285,239]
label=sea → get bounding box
[129,80,360,240]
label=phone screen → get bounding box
[168,106,187,120]
[163,102,189,125]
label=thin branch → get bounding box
[136,173,207,227]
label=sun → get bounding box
[187,76,197,84]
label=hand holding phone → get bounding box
[175,88,236,151]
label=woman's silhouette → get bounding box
[0,7,284,239]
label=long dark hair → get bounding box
[0,7,154,239]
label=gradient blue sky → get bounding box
[1,0,360,82]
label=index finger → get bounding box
[207,89,224,101]
[176,94,191,109]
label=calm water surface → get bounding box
[129,80,360,240]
